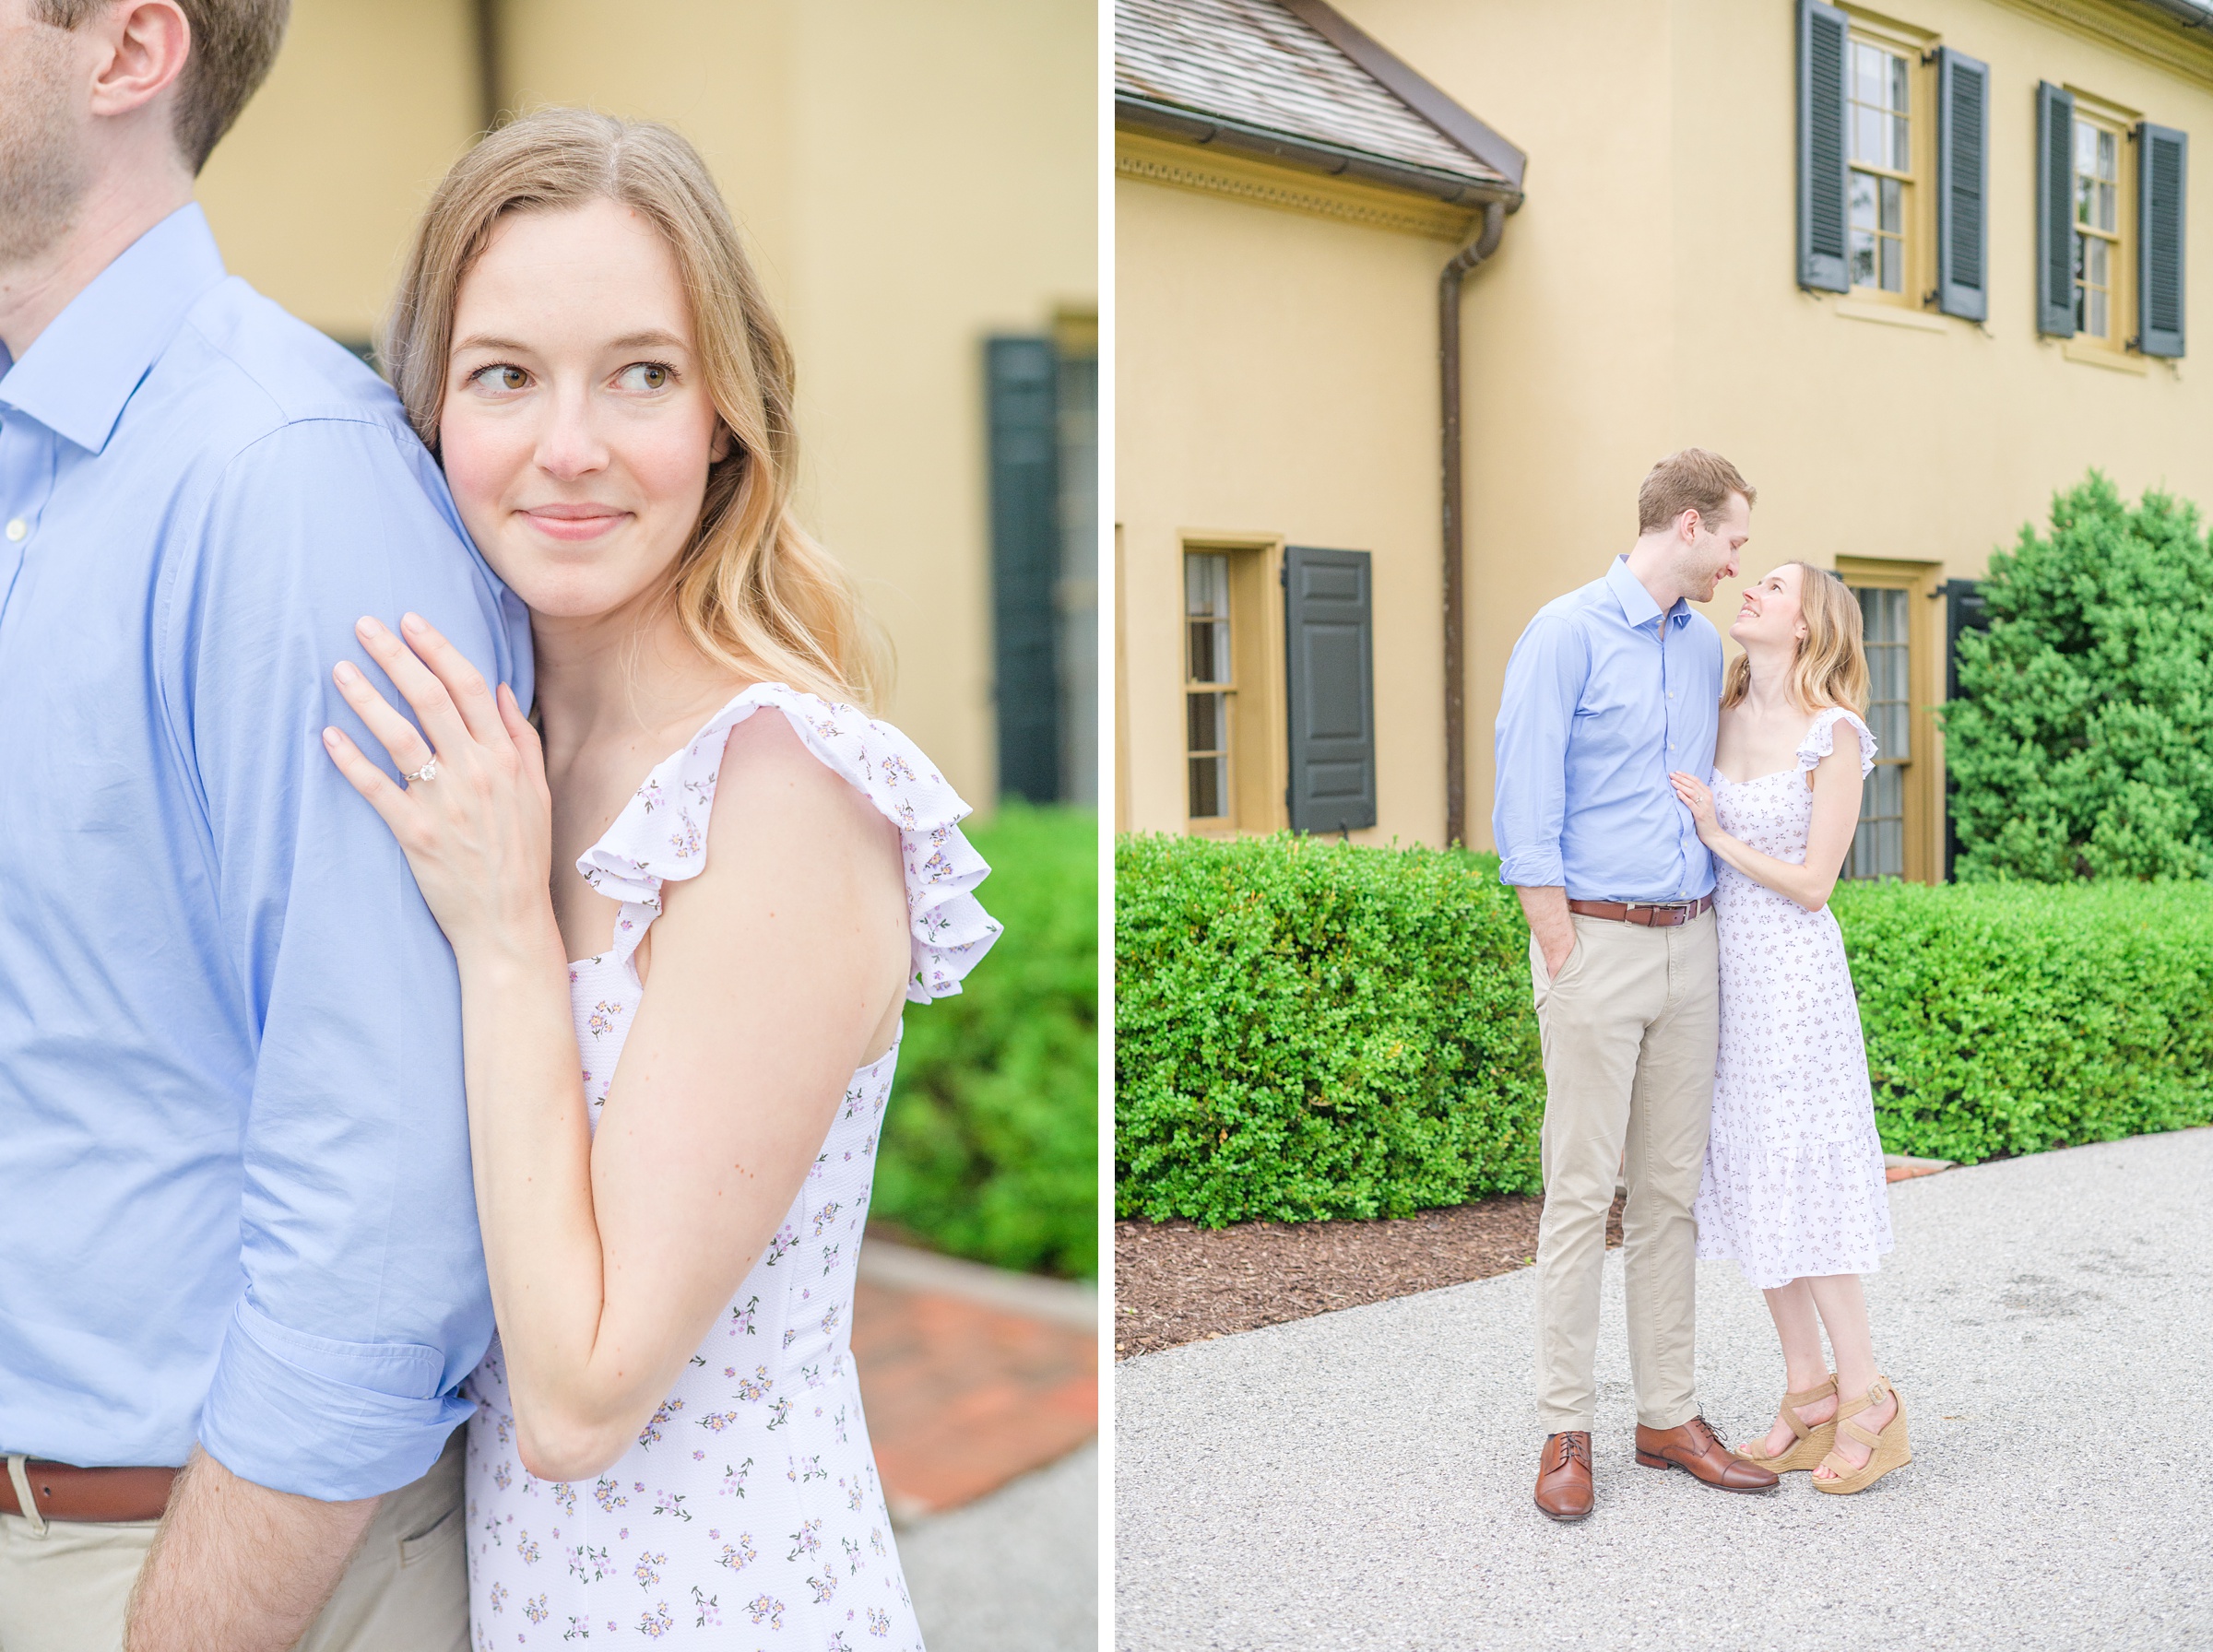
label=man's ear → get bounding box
[86,1,191,123]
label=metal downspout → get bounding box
[1441,198,1506,848]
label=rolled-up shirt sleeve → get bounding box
[166,417,525,1500]
[1492,612,1583,889]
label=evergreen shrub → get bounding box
[1116,834,2213,1227]
[1114,833,1545,1226]
[878,801,1097,1278]
[1946,473,2213,881]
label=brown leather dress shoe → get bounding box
[1534,1431,1594,1522]
[1634,1414,1781,1492]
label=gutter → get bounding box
[1440,201,1506,848]
[1115,94,1521,210]
[2131,0,2213,28]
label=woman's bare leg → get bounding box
[1805,1271,1896,1475]
[1752,1279,1837,1457]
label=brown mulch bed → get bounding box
[1114,1191,1624,1360]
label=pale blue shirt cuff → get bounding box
[197,1299,473,1501]
[1497,849,1565,888]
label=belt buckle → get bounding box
[1625,899,1686,926]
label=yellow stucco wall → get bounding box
[197,0,479,339]
[195,0,1096,808]
[1116,165,1459,846]
[1118,0,2213,857]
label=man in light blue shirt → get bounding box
[0,4,524,1646]
[1493,450,1770,1521]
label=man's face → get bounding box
[1680,493,1750,604]
[0,3,93,271]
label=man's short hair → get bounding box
[1637,448,1757,535]
[37,0,290,174]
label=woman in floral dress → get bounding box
[319,111,997,1644]
[1667,562,1911,1496]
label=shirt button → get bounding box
[4,519,23,542]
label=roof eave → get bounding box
[1115,93,1524,212]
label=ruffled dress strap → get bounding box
[1795,705,1877,778]
[574,683,1000,1000]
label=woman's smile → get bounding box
[515,502,631,542]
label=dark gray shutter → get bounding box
[1283,546,1375,834]
[1797,0,1851,292]
[985,336,1060,803]
[2137,122,2187,358]
[2037,82,2077,336]
[1936,49,1990,321]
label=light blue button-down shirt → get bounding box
[0,205,531,1500]
[1493,557,1721,903]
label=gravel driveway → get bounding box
[1115,1127,2213,1651]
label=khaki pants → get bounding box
[0,1429,467,1652]
[1530,909,1719,1434]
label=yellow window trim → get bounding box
[1834,557,1946,885]
[1178,531,1289,837]
[1838,20,1935,312]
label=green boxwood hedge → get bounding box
[1115,833,2213,1228]
[877,801,1098,1278]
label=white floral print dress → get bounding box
[1692,706,1894,1291]
[462,684,999,1649]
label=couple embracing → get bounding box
[1494,449,1911,1524]
[1,4,988,1647]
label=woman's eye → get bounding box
[472,365,529,392]
[619,362,674,392]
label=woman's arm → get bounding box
[323,617,907,1481]
[1668,741,1864,913]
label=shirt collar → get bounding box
[0,204,227,455]
[1606,554,1691,631]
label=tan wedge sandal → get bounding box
[1732,1375,1838,1473]
[1812,1375,1911,1494]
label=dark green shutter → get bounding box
[1283,547,1375,834]
[1936,49,1990,322]
[2137,122,2187,358]
[1797,0,1851,292]
[2037,82,2077,336]
[985,336,1060,803]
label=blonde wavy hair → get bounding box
[1722,561,1868,714]
[382,108,886,711]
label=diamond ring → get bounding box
[405,758,439,784]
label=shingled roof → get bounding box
[1116,0,1523,206]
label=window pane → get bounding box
[1187,690,1223,754]
[2098,127,2117,182]
[1188,754,1225,820]
[1853,104,1885,166]
[1184,550,1228,620]
[1853,42,1884,107]
[1890,112,1910,171]
[1850,171,1877,230]
[1879,176,1902,234]
[2087,237,2109,289]
[2076,120,2098,176]
[1880,233,1902,292]
[2077,170,2095,226]
[2089,285,2109,339]
[1188,619,1229,685]
[2096,179,2116,234]
[1851,230,1876,287]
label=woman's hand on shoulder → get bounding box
[322,613,559,962]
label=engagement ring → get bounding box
[406,758,439,784]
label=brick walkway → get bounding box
[850,1239,1097,1520]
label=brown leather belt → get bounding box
[1568,894,1714,928]
[1,1460,177,1523]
